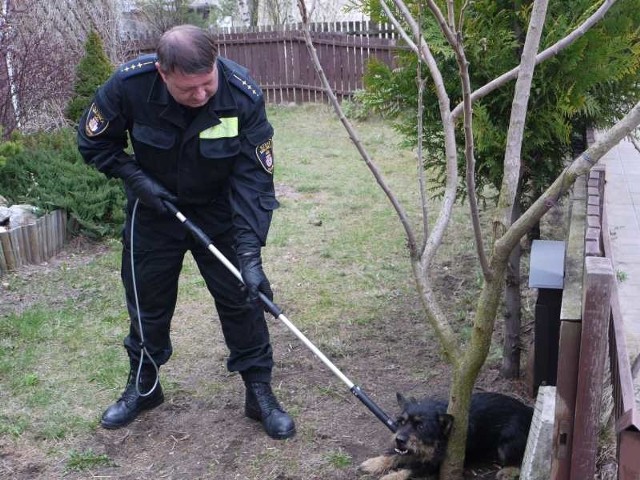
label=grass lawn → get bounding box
[0,104,528,479]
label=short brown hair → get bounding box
[156,24,218,74]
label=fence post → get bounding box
[569,256,614,480]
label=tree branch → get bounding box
[497,100,640,255]
[389,0,459,270]
[494,0,549,239]
[426,0,491,279]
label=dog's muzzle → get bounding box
[394,435,410,455]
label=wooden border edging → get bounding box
[0,210,66,275]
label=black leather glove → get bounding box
[124,170,177,214]
[238,251,273,305]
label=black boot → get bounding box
[100,365,164,429]
[245,382,296,439]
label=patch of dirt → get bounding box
[0,238,531,480]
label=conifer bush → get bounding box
[0,129,125,238]
[65,30,113,124]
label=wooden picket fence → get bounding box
[125,21,400,104]
[0,210,67,274]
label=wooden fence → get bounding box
[126,21,400,104]
[550,159,640,479]
[0,210,66,274]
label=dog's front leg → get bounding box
[358,454,399,475]
[496,466,521,479]
[380,469,412,480]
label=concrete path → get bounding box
[600,136,640,383]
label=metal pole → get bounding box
[165,202,397,432]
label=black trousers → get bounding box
[120,204,273,383]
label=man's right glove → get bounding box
[238,251,274,306]
[124,170,177,214]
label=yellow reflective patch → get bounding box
[200,117,238,139]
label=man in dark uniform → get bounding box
[77,24,295,440]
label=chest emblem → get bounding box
[256,139,274,174]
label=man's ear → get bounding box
[155,62,166,81]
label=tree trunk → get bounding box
[502,201,522,378]
[440,259,509,479]
[237,0,251,26]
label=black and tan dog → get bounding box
[358,392,533,480]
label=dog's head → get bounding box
[392,393,454,466]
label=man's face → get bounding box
[156,62,218,108]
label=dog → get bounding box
[358,392,533,480]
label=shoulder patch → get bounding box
[84,102,109,137]
[256,138,274,174]
[118,54,157,79]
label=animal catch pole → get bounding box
[164,201,398,433]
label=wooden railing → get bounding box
[551,159,640,478]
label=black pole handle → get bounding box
[351,386,398,432]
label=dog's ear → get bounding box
[438,413,454,437]
[396,392,408,408]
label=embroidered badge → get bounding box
[256,139,274,174]
[84,103,109,137]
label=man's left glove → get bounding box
[238,251,274,305]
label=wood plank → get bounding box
[0,231,8,273]
[619,430,640,480]
[570,257,614,480]
[0,230,16,271]
[550,321,581,480]
[9,227,23,268]
[26,222,42,264]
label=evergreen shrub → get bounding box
[0,129,125,238]
[65,30,113,124]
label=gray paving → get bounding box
[600,136,640,367]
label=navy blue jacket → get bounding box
[78,55,278,251]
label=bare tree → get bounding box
[0,0,82,133]
[297,0,639,478]
[0,0,125,134]
[263,0,294,25]
[135,0,208,34]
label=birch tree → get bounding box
[296,0,640,477]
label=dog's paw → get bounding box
[358,455,395,475]
[380,469,412,480]
[496,466,521,480]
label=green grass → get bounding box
[66,449,114,471]
[0,242,126,440]
[325,449,353,469]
